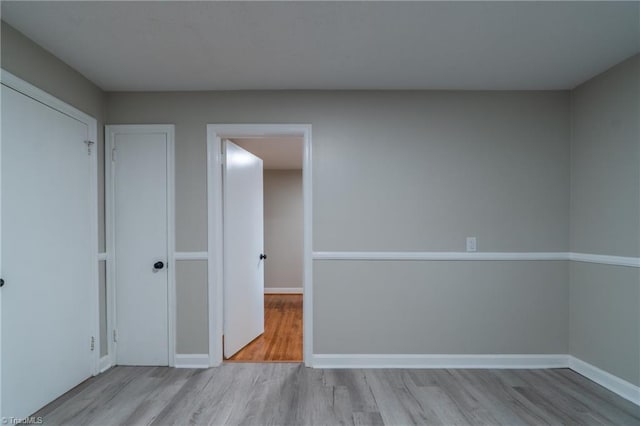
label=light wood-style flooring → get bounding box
[35,364,640,425]
[227,294,302,362]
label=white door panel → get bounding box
[223,140,265,358]
[1,85,94,419]
[112,129,169,366]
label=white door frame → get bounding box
[105,124,176,367]
[0,69,100,417]
[206,124,312,367]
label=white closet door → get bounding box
[110,127,170,366]
[1,85,94,419]
[223,140,265,358]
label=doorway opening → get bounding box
[225,136,304,362]
[207,125,312,367]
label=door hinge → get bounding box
[90,336,95,351]
[113,329,118,343]
[84,140,95,156]
[111,148,117,162]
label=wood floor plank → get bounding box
[85,371,164,426]
[185,365,253,425]
[123,368,197,425]
[33,364,640,426]
[469,370,565,426]
[366,369,440,425]
[150,368,219,425]
[428,369,503,425]
[323,369,379,414]
[227,294,302,362]
[419,386,471,426]
[190,363,261,425]
[37,366,152,425]
[35,366,124,419]
[529,368,640,425]
[294,367,343,426]
[352,411,384,426]
[474,369,569,426]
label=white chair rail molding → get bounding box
[313,251,640,266]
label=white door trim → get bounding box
[105,124,176,367]
[0,69,99,418]
[207,124,313,367]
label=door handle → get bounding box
[153,261,165,271]
[260,253,267,260]
[0,278,4,288]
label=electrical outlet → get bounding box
[466,237,477,252]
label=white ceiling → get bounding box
[2,1,639,91]
[231,137,303,170]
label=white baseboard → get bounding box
[311,354,569,369]
[568,356,640,406]
[98,355,113,374]
[264,287,303,294]
[175,354,210,369]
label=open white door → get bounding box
[1,83,95,419]
[223,140,265,358]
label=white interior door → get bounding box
[110,126,172,366]
[1,85,94,419]
[223,140,265,358]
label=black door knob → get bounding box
[153,261,165,270]
[260,253,267,260]
[0,278,4,288]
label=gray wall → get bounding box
[569,263,639,385]
[315,260,568,354]
[176,261,209,354]
[106,89,571,355]
[264,170,303,289]
[569,54,640,386]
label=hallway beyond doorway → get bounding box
[226,294,303,362]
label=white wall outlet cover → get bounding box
[466,237,477,252]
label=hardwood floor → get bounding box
[35,364,640,425]
[226,294,302,362]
